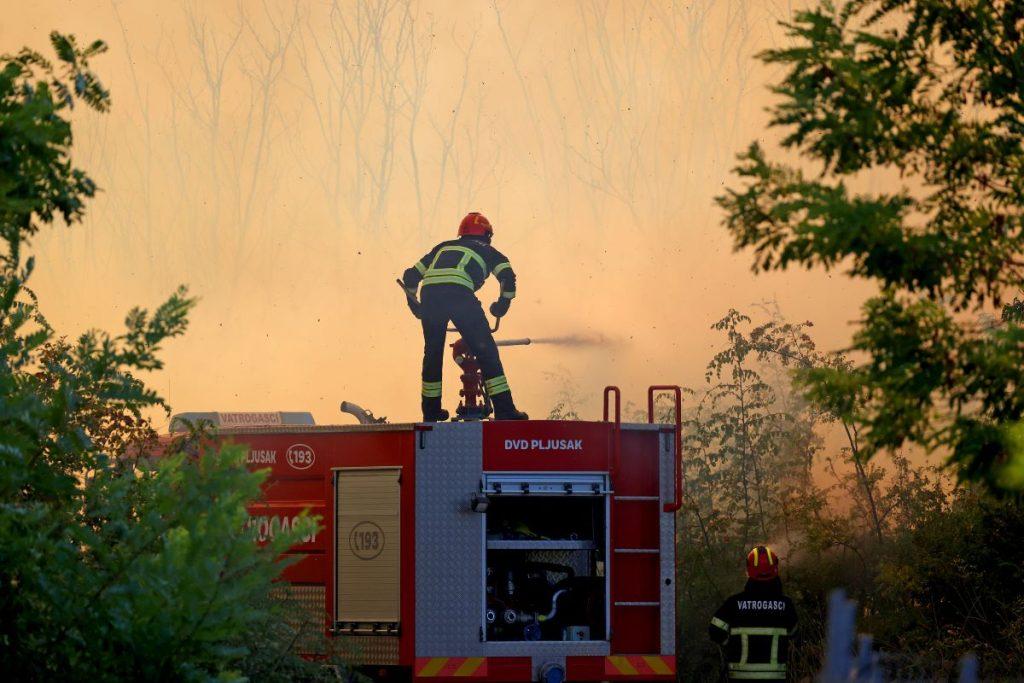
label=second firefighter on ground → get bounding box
[709,546,799,680]
[402,212,528,422]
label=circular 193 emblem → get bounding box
[285,443,315,470]
[349,521,385,560]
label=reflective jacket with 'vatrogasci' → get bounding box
[709,579,799,680]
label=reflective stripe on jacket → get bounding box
[709,579,798,680]
[402,237,516,300]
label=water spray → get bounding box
[527,333,615,348]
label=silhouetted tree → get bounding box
[718,0,1024,491]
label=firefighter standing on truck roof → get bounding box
[709,545,799,680]
[401,212,528,422]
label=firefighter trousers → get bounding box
[420,284,513,418]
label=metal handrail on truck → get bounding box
[647,385,683,513]
[603,385,621,479]
[602,384,683,513]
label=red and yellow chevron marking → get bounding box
[604,655,676,677]
[415,657,488,678]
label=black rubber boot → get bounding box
[491,392,528,421]
[422,397,450,423]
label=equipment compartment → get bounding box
[483,494,607,642]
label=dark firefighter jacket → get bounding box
[402,237,516,303]
[709,579,798,680]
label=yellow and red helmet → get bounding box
[458,212,493,237]
[746,545,780,581]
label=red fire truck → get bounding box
[172,387,681,683]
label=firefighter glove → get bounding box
[489,299,510,318]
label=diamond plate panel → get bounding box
[332,634,399,665]
[270,583,327,655]
[660,431,677,655]
[415,422,486,656]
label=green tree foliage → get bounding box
[0,33,332,680]
[679,307,1024,680]
[716,0,1024,491]
[867,490,1024,675]
[681,308,829,679]
[686,310,810,547]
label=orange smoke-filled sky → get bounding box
[1,0,876,427]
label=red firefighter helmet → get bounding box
[746,545,780,581]
[458,212,493,237]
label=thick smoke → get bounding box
[11,0,861,425]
